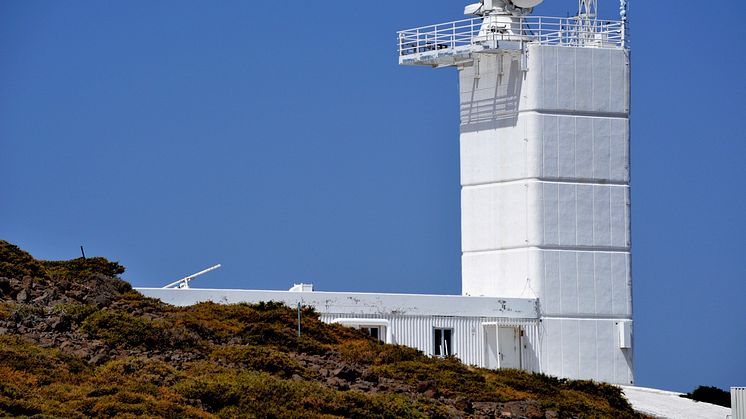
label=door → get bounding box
[484,325,499,369]
[497,326,521,369]
[484,325,521,369]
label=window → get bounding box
[360,326,380,340]
[433,328,453,357]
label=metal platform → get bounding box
[398,15,626,67]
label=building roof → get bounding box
[620,386,732,419]
[136,287,538,319]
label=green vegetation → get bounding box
[0,239,126,282]
[0,240,645,418]
[0,241,46,280]
[82,310,165,348]
[174,366,445,418]
[209,345,311,378]
[681,385,731,408]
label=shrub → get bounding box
[82,310,163,348]
[41,257,125,280]
[0,240,47,280]
[9,303,45,323]
[0,336,90,384]
[0,302,14,320]
[210,345,310,378]
[94,358,181,388]
[340,339,422,366]
[372,357,514,402]
[492,369,564,396]
[565,380,631,411]
[171,301,343,354]
[681,385,731,407]
[175,369,441,418]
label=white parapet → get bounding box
[136,287,538,318]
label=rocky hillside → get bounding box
[0,240,645,418]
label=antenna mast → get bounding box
[579,0,597,19]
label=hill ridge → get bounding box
[0,240,644,418]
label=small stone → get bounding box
[16,289,28,303]
[332,366,359,381]
[361,370,379,383]
[525,402,543,418]
[32,292,49,303]
[39,337,55,347]
[326,377,342,387]
[89,353,107,365]
[72,348,89,358]
[454,397,473,413]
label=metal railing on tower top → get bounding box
[397,15,626,67]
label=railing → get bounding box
[398,16,626,60]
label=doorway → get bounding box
[484,325,521,369]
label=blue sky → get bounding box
[1,0,744,392]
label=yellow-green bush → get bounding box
[340,339,422,366]
[0,302,13,320]
[174,369,444,418]
[0,240,47,280]
[41,257,126,280]
[209,345,311,378]
[82,310,164,348]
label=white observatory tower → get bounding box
[398,0,633,383]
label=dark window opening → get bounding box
[433,328,453,357]
[361,327,381,341]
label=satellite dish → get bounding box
[464,2,483,15]
[509,0,544,8]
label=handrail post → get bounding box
[452,21,456,49]
[416,28,420,55]
[471,18,475,44]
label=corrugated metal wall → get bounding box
[320,313,540,372]
[734,387,746,419]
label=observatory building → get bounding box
[139,0,633,385]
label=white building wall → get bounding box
[461,181,630,252]
[458,44,633,384]
[540,318,633,385]
[320,313,541,372]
